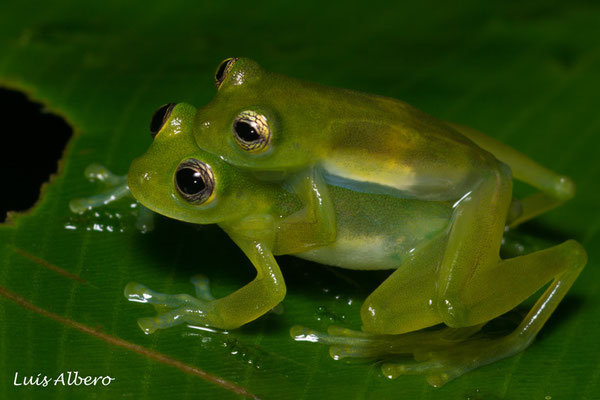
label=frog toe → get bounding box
[137,316,160,335]
[190,274,215,301]
[124,282,152,303]
[82,163,124,185]
[291,325,471,386]
[135,306,196,333]
[124,282,205,308]
[381,332,531,387]
[124,281,218,333]
[381,359,463,387]
[68,189,130,214]
[290,325,403,359]
[383,360,461,387]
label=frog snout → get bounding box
[127,155,159,202]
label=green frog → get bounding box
[70,60,586,386]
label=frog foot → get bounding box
[69,164,129,213]
[124,275,216,334]
[290,324,508,386]
[380,332,531,387]
[70,163,154,232]
[291,324,481,358]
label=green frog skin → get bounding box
[118,100,585,386]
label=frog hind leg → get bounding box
[447,122,575,228]
[436,158,514,327]
[385,239,586,386]
[292,239,586,387]
[384,239,585,386]
[291,235,485,364]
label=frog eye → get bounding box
[150,103,176,138]
[215,57,239,89]
[174,159,215,205]
[233,111,272,153]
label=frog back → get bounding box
[265,78,494,202]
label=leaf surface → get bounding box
[1,1,599,399]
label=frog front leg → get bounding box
[125,218,286,332]
[69,164,130,213]
[274,167,337,254]
[69,163,154,232]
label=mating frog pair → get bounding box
[72,58,586,386]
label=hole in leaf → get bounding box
[0,88,71,222]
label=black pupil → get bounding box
[216,60,230,83]
[150,103,174,136]
[176,168,205,195]
[234,120,260,142]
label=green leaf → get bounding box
[1,1,599,399]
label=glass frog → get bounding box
[88,99,585,387]
[70,59,587,386]
[188,59,588,341]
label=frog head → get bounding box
[128,102,275,225]
[193,57,334,172]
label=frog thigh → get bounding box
[380,240,585,387]
[436,159,513,327]
[360,234,447,335]
[361,233,586,339]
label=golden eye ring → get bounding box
[232,110,272,153]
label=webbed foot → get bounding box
[125,275,284,334]
[290,323,532,387]
[70,163,154,232]
[69,164,129,213]
[380,332,530,387]
[291,324,482,359]
[124,275,216,334]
